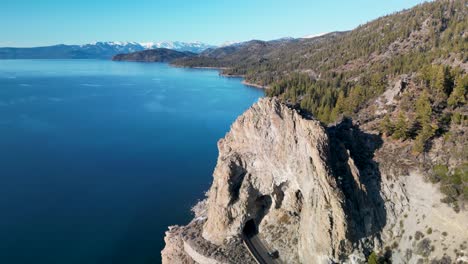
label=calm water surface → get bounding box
[0,60,263,264]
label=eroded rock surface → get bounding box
[162,98,468,264]
[204,97,354,263]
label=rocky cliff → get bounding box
[162,98,468,264]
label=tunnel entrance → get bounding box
[243,195,271,239]
[243,219,258,238]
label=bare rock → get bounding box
[162,97,468,264]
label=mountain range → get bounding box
[0,41,214,59]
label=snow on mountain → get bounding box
[301,32,329,39]
[0,41,214,59]
[79,41,215,53]
[138,41,215,53]
[220,41,242,47]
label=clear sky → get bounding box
[1,0,428,47]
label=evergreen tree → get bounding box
[393,112,409,140]
[448,74,467,107]
[415,90,432,126]
[380,114,394,136]
[330,90,346,120]
[413,123,436,153]
[413,90,436,153]
[439,65,454,95]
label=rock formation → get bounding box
[162,98,468,264]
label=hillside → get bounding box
[163,1,468,263]
[172,33,345,73]
[172,0,466,120]
[172,0,467,203]
[112,48,195,62]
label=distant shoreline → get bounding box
[241,80,267,89]
[221,74,267,89]
[192,66,229,70]
[171,64,228,70]
[174,64,268,89]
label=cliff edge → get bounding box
[162,98,468,264]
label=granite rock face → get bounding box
[162,98,382,263]
[162,98,468,264]
[203,98,350,263]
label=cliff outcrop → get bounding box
[162,98,468,264]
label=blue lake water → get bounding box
[0,60,263,264]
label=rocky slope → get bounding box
[161,98,467,263]
[112,48,195,62]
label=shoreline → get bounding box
[171,64,229,70]
[192,66,229,70]
[241,80,267,89]
[173,63,268,89]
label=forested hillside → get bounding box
[112,48,195,62]
[173,0,466,139]
[173,0,467,207]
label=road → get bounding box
[242,220,281,264]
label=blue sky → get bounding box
[1,0,428,47]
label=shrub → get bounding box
[431,164,449,183]
[451,112,466,125]
[368,252,378,264]
[415,231,424,240]
[433,164,467,207]
[416,238,432,257]
[454,164,468,183]
[440,184,459,197]
[441,196,456,204]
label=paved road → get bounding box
[242,220,281,264]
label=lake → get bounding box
[0,60,263,264]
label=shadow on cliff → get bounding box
[327,118,386,256]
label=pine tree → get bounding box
[413,123,437,153]
[393,112,409,140]
[448,74,467,107]
[348,86,364,113]
[413,90,436,153]
[330,90,346,120]
[380,114,394,136]
[415,90,432,126]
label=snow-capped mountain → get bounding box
[220,41,242,47]
[82,41,215,54]
[139,41,215,53]
[0,41,215,59]
[301,32,329,39]
[77,41,146,58]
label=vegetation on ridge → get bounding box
[174,0,467,151]
[173,0,467,207]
